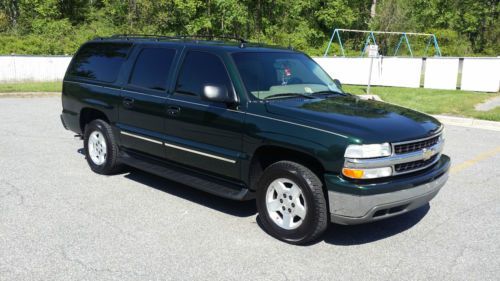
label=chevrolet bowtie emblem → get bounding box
[422,148,434,161]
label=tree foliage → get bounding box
[0,0,498,56]
[371,0,500,56]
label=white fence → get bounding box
[423,58,459,90]
[0,55,498,92]
[461,58,500,92]
[0,55,72,82]
[314,57,423,88]
[315,57,500,92]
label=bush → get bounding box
[0,11,8,32]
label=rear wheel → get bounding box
[256,161,328,244]
[83,119,122,175]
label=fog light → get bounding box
[342,167,392,179]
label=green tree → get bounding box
[0,0,497,56]
[371,0,500,56]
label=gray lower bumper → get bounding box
[60,114,68,130]
[329,171,449,225]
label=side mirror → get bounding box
[201,84,236,104]
[333,79,343,90]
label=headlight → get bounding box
[343,142,392,179]
[344,143,392,159]
[439,127,445,142]
[342,167,392,179]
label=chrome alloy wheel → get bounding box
[265,178,307,230]
[88,130,107,165]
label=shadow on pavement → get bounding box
[323,204,430,245]
[124,168,257,218]
[80,147,429,244]
[255,204,429,246]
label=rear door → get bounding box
[164,50,245,180]
[117,44,180,158]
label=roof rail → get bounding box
[106,34,249,46]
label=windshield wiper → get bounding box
[311,90,349,97]
[263,93,315,100]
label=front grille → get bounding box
[394,135,440,154]
[394,154,438,173]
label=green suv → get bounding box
[60,35,450,244]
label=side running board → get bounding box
[121,150,255,201]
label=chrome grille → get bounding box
[391,132,443,175]
[394,135,440,154]
[394,154,439,173]
[343,130,444,178]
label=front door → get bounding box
[164,50,244,180]
[118,45,179,158]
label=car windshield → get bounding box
[232,52,342,100]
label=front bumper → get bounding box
[325,155,450,225]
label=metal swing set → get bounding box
[323,28,442,57]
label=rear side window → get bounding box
[129,48,176,91]
[69,43,131,83]
[175,51,232,97]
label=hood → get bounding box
[265,95,442,144]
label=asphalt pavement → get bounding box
[1,97,499,281]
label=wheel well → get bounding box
[79,108,109,133]
[248,146,325,190]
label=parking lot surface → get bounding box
[1,97,499,281]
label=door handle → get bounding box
[123,97,135,108]
[167,106,181,116]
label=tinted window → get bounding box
[129,48,176,91]
[176,51,232,96]
[69,43,131,82]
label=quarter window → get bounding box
[129,48,176,91]
[175,51,232,97]
[69,43,131,83]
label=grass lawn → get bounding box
[0,81,62,93]
[343,85,500,122]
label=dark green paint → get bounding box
[61,38,449,196]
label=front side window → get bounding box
[129,48,176,91]
[232,52,342,100]
[175,51,232,97]
[69,43,131,83]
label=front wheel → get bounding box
[256,161,328,244]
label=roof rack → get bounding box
[105,34,249,47]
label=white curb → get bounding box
[433,115,500,132]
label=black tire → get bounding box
[256,161,328,245]
[83,119,122,175]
